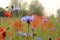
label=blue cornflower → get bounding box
[13,7,20,12]
[36,38,42,40]
[21,15,34,23]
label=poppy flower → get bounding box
[31,20,38,24]
[31,16,48,29]
[33,24,39,28]
[58,37,60,40]
[39,16,43,19]
[38,16,48,23]
[33,13,38,18]
[0,27,6,40]
[4,11,12,17]
[14,22,19,28]
[0,27,6,32]
[0,27,4,32]
[31,18,41,28]
[31,23,38,28]
[1,31,6,39]
[20,27,24,31]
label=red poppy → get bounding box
[14,22,19,28]
[33,13,37,17]
[33,23,39,28]
[31,15,48,29]
[0,27,6,40]
[0,27,5,32]
[58,37,60,40]
[4,11,12,17]
[31,18,42,28]
[20,27,24,31]
[33,13,38,18]
[1,31,6,40]
[38,16,48,23]
[39,16,43,19]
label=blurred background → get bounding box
[0,0,60,17]
[0,0,60,40]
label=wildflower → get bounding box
[33,13,38,18]
[4,11,12,17]
[22,33,27,37]
[13,6,20,12]
[33,23,39,28]
[0,27,6,40]
[31,27,35,31]
[42,17,48,23]
[21,17,27,22]
[20,27,24,31]
[21,15,34,24]
[14,22,19,28]
[18,32,27,37]
[58,37,60,40]
[36,38,42,40]
[17,31,23,36]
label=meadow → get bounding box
[0,16,60,40]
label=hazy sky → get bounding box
[0,0,11,8]
[0,0,60,17]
